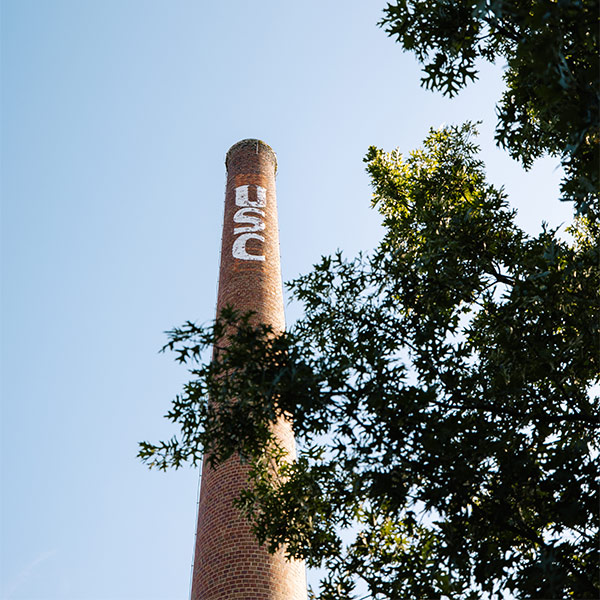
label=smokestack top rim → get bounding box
[226,139,277,173]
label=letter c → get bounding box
[232,233,265,261]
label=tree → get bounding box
[381,0,599,216]
[140,124,599,599]
[140,2,599,598]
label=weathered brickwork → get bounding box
[190,140,307,600]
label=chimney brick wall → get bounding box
[190,140,307,600]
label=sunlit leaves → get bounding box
[140,124,599,599]
[380,0,599,214]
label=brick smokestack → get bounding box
[190,140,307,600]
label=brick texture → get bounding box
[190,140,307,600]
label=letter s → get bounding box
[233,207,265,234]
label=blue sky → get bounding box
[1,2,572,599]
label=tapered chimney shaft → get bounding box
[190,140,307,600]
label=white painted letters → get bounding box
[232,233,266,261]
[235,185,249,207]
[256,186,266,207]
[235,185,266,208]
[232,185,267,261]
[233,207,265,234]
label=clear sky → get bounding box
[1,1,573,599]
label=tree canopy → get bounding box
[140,123,599,599]
[140,2,599,598]
[381,0,599,215]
